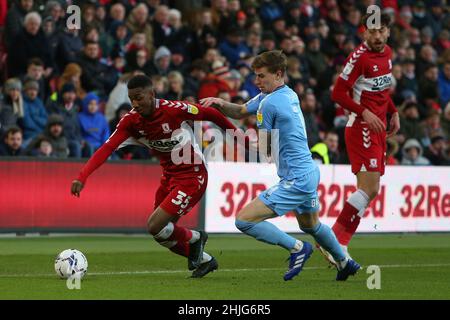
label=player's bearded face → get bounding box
[364,26,390,52]
[129,87,155,118]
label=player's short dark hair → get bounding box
[251,50,287,75]
[361,12,392,29]
[127,75,153,90]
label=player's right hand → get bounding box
[362,109,386,133]
[199,97,225,108]
[71,180,84,198]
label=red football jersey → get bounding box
[77,99,241,184]
[333,42,396,126]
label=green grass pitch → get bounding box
[1,234,450,299]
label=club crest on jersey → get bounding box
[162,123,172,134]
[187,104,199,115]
[370,158,378,168]
[373,65,378,72]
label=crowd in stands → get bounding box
[0,0,449,166]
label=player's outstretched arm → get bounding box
[200,97,250,119]
[71,128,130,197]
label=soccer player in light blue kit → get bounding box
[200,50,360,281]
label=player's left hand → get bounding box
[387,112,400,138]
[71,180,84,198]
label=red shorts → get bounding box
[345,123,386,176]
[154,165,208,217]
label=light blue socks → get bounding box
[301,222,346,262]
[235,219,297,250]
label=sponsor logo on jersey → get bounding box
[257,111,263,125]
[187,104,199,115]
[371,74,392,91]
[146,136,183,152]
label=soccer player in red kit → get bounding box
[321,13,400,262]
[71,75,246,277]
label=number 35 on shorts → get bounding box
[171,190,192,215]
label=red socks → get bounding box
[332,201,360,246]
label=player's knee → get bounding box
[147,219,161,236]
[235,219,254,232]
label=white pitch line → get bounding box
[1,263,450,279]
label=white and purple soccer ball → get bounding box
[54,249,88,279]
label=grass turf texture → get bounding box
[1,234,450,299]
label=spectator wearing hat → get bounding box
[219,26,251,68]
[148,46,173,76]
[78,92,110,152]
[0,78,24,135]
[398,101,426,144]
[0,127,26,156]
[26,114,69,158]
[401,139,430,166]
[197,60,234,100]
[46,82,87,158]
[7,12,53,78]
[423,135,449,165]
[20,79,47,147]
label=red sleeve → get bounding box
[387,97,397,114]
[77,125,131,184]
[190,105,251,148]
[331,50,366,116]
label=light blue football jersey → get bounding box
[246,85,317,184]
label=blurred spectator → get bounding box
[418,63,440,112]
[184,59,209,97]
[27,114,68,158]
[46,82,88,159]
[56,28,84,73]
[305,34,327,81]
[30,136,54,157]
[386,138,400,165]
[198,60,235,100]
[58,63,86,100]
[423,135,449,166]
[100,21,130,59]
[8,12,53,77]
[166,8,195,62]
[148,46,172,76]
[152,75,169,99]
[166,71,188,101]
[4,0,34,49]
[398,101,426,145]
[152,5,172,48]
[301,90,320,148]
[420,110,445,148]
[311,130,342,165]
[218,26,250,68]
[0,78,24,134]
[0,127,25,156]
[401,138,430,166]
[21,58,50,103]
[126,3,154,55]
[442,103,450,139]
[20,79,47,146]
[43,1,65,32]
[78,92,110,152]
[106,3,127,33]
[438,61,450,108]
[77,41,118,98]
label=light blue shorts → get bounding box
[258,166,320,216]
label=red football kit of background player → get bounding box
[77,99,241,217]
[332,42,397,176]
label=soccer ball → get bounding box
[54,249,88,279]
